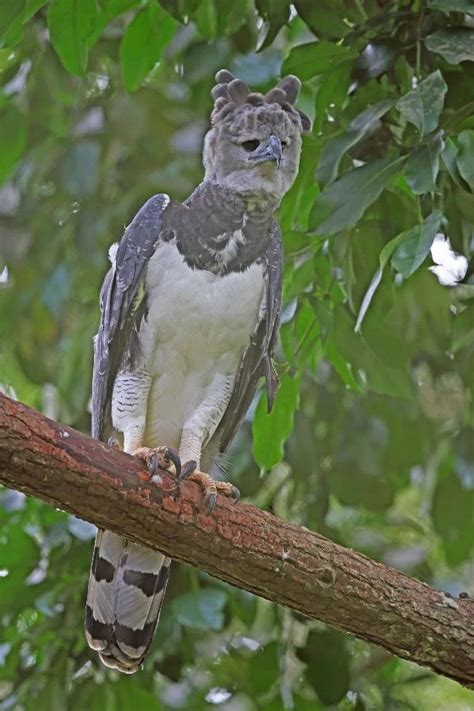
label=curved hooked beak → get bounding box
[247,134,282,169]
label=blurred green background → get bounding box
[0,0,473,709]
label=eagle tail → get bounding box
[85,529,171,673]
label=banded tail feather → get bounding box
[85,530,171,673]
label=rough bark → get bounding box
[0,394,473,687]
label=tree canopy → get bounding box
[0,1,473,709]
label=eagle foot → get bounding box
[107,436,122,450]
[179,465,240,514]
[132,446,182,484]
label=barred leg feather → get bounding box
[85,529,171,673]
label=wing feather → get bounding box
[91,194,172,440]
[212,221,283,453]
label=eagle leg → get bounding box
[179,464,240,514]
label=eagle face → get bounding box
[203,70,311,207]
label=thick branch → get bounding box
[0,394,472,687]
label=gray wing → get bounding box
[212,222,283,454]
[91,194,173,441]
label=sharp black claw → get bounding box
[206,492,217,514]
[179,460,198,481]
[147,452,159,477]
[108,436,121,449]
[164,447,181,477]
[231,486,240,502]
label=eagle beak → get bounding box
[248,134,282,169]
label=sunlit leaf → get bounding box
[1,0,47,46]
[193,0,217,39]
[47,0,99,76]
[317,100,394,185]
[391,210,442,278]
[120,3,177,91]
[252,372,301,470]
[282,41,357,81]
[425,30,474,65]
[0,104,26,184]
[396,70,447,136]
[310,156,404,235]
[404,131,444,194]
[355,227,412,332]
[314,62,351,133]
[441,137,464,186]
[0,0,26,38]
[456,130,474,189]
[256,0,291,51]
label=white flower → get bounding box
[429,233,468,287]
[0,265,8,286]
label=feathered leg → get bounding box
[86,371,173,673]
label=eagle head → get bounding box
[203,69,311,207]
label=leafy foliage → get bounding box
[0,1,473,709]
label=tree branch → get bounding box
[0,394,472,687]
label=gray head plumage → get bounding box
[203,69,311,206]
[210,69,311,132]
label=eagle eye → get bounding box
[241,139,260,152]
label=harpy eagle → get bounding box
[85,69,310,673]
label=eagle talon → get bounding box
[108,436,121,450]
[147,452,159,477]
[163,447,181,478]
[230,485,240,502]
[179,460,198,480]
[205,491,217,514]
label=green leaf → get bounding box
[330,306,412,398]
[441,136,464,186]
[297,630,350,705]
[317,100,394,184]
[172,589,227,631]
[193,0,217,39]
[432,469,474,566]
[215,0,251,37]
[3,0,48,47]
[428,0,474,9]
[294,0,348,38]
[100,0,140,18]
[246,642,280,696]
[404,131,444,194]
[396,70,447,136]
[0,524,40,613]
[425,30,474,65]
[456,130,474,188]
[252,372,301,470]
[120,4,177,91]
[0,0,26,38]
[256,0,291,51]
[0,104,26,184]
[47,0,99,76]
[314,62,351,133]
[310,156,404,236]
[391,211,442,278]
[355,228,413,332]
[282,41,357,81]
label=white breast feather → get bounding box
[141,241,265,448]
